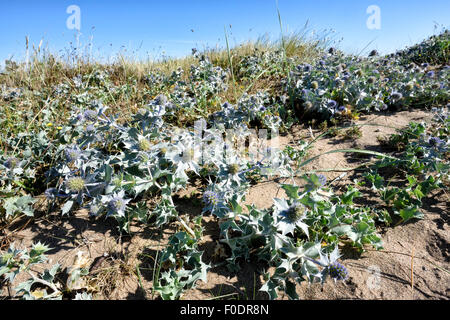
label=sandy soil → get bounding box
[1,109,448,300]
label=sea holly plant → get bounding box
[153,232,211,300]
[260,244,349,300]
[0,242,63,300]
[0,29,448,301]
[365,171,441,224]
[0,243,94,300]
[284,44,449,121]
[214,174,383,299]
[367,116,448,224]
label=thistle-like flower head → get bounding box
[227,163,240,175]
[284,203,306,223]
[138,138,152,152]
[328,261,349,281]
[67,177,86,192]
[274,198,309,237]
[106,192,130,217]
[64,147,81,163]
[83,110,98,122]
[203,190,219,208]
[303,64,313,72]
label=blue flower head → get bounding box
[317,174,327,186]
[328,261,349,281]
[83,110,98,122]
[303,64,313,72]
[203,190,219,208]
[153,94,168,105]
[428,137,444,148]
[64,147,81,163]
[327,100,337,109]
[107,193,130,217]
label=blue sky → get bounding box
[0,0,449,65]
